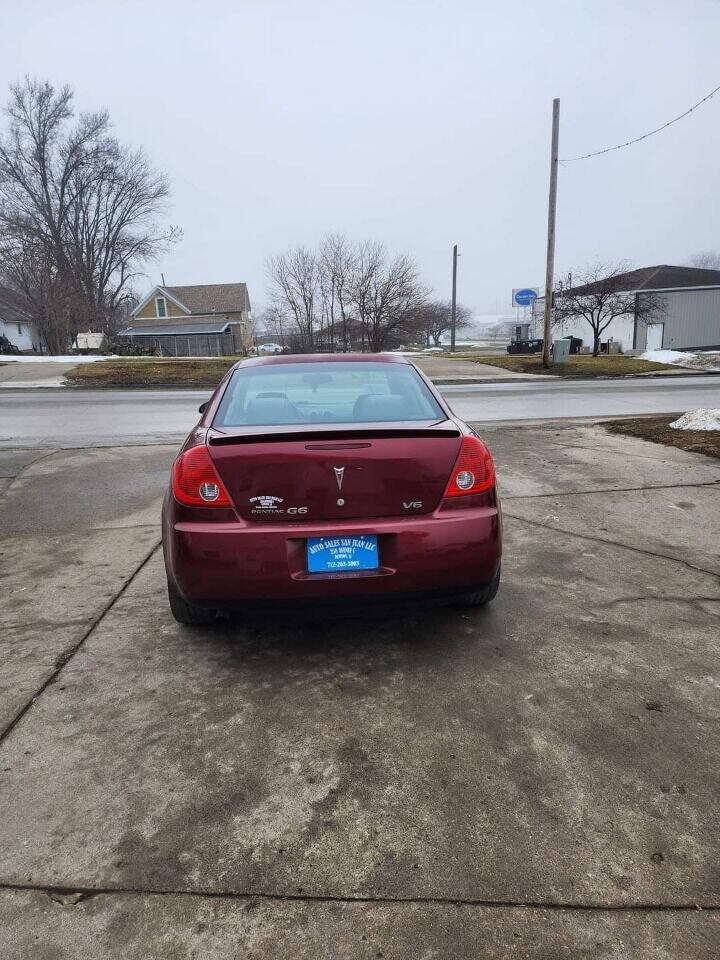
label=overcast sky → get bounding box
[2,0,720,316]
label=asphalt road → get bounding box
[444,374,720,421]
[2,375,720,447]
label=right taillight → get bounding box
[444,435,495,498]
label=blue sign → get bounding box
[307,535,379,573]
[513,288,539,307]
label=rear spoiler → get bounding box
[208,424,461,446]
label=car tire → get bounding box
[167,583,217,626]
[460,566,501,607]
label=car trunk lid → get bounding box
[207,423,462,521]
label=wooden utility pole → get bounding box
[542,98,560,368]
[450,243,458,352]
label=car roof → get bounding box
[234,352,411,369]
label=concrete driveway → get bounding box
[0,360,80,388]
[1,422,719,957]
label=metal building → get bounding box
[544,265,720,352]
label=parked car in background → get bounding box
[507,338,543,355]
[163,353,502,624]
[0,334,21,355]
[257,342,284,355]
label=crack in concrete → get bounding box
[1,881,718,913]
[502,479,720,501]
[0,448,60,503]
[0,539,162,750]
[0,616,93,631]
[595,596,720,608]
[502,513,720,583]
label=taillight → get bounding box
[444,435,495,497]
[172,444,233,507]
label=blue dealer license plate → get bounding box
[306,535,379,573]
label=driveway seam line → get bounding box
[503,480,720,500]
[503,513,720,582]
[0,539,162,749]
[1,881,718,913]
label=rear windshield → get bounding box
[213,361,444,427]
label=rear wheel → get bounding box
[460,566,500,607]
[167,583,217,626]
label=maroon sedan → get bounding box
[162,354,501,624]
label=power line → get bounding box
[560,81,720,162]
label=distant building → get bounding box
[120,283,252,356]
[72,331,107,353]
[0,287,38,352]
[536,265,720,352]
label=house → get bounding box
[536,265,720,352]
[120,283,252,356]
[0,287,38,352]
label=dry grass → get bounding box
[450,354,678,377]
[66,357,241,387]
[604,416,720,459]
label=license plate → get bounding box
[306,535,379,573]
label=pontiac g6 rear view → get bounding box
[162,354,501,624]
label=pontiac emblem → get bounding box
[333,466,345,491]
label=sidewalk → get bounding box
[411,354,537,380]
[0,360,77,388]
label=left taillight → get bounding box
[171,444,233,507]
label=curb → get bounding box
[3,370,719,391]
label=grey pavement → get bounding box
[4,375,720,449]
[411,354,534,379]
[1,421,719,957]
[0,360,79,388]
[444,374,720,422]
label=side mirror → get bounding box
[198,401,209,414]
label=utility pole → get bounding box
[542,98,560,369]
[450,243,458,352]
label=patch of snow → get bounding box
[0,354,117,363]
[669,408,720,431]
[639,349,720,371]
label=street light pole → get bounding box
[450,243,458,352]
[542,98,560,369]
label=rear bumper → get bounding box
[164,501,501,605]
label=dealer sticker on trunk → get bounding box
[306,535,379,573]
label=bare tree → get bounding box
[266,246,319,351]
[257,303,288,348]
[411,299,472,346]
[266,236,429,353]
[554,262,665,356]
[349,242,427,352]
[0,77,177,350]
[319,233,355,351]
[687,251,720,271]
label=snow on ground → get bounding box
[0,354,117,363]
[669,408,720,431]
[640,349,720,371]
[0,354,119,363]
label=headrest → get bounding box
[353,393,409,421]
[244,395,299,425]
